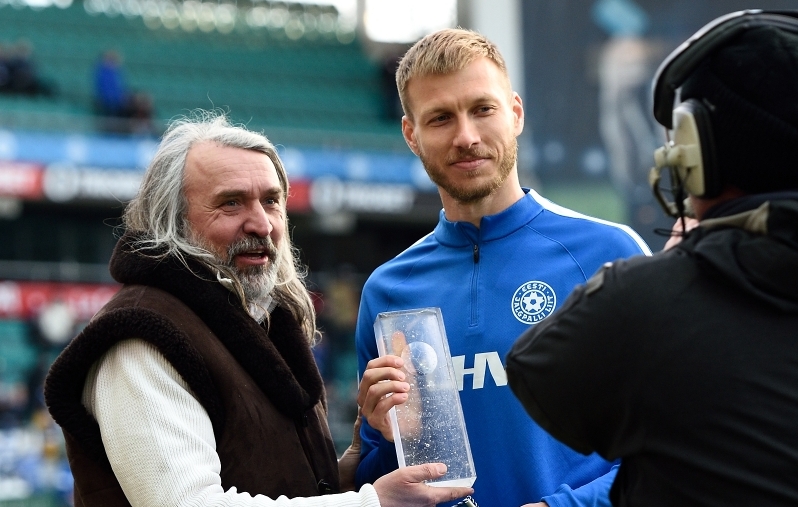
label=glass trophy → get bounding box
[374,307,476,487]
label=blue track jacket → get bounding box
[355,189,651,507]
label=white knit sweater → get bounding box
[82,338,380,507]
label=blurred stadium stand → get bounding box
[0,0,407,150]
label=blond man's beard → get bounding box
[419,137,518,204]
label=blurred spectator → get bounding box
[93,50,127,117]
[15,409,73,505]
[0,40,56,97]
[0,409,73,506]
[128,90,156,134]
[93,50,155,134]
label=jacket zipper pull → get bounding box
[473,244,479,263]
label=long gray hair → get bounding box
[123,111,318,343]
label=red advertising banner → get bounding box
[0,281,119,320]
[0,161,44,199]
[286,178,311,212]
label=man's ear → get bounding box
[402,116,420,156]
[512,92,525,136]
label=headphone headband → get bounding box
[651,9,798,129]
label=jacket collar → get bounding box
[700,195,798,241]
[679,198,798,313]
[433,188,544,247]
[703,191,798,220]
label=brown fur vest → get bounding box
[45,234,339,507]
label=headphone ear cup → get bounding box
[670,99,721,198]
[683,99,722,198]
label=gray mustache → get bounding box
[227,236,278,260]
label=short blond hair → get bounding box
[396,28,509,117]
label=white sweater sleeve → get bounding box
[82,338,380,507]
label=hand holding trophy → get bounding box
[373,308,476,488]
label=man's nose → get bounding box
[243,203,273,238]
[453,118,480,149]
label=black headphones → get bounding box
[649,9,798,217]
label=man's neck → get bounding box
[690,186,746,220]
[440,178,525,228]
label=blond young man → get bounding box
[354,29,650,507]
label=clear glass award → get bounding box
[374,307,476,487]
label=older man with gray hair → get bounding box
[44,112,473,507]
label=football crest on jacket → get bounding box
[511,281,556,324]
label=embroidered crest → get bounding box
[511,281,556,324]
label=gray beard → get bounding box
[221,235,280,306]
[214,264,277,323]
[235,261,278,304]
[222,242,280,323]
[186,230,280,311]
